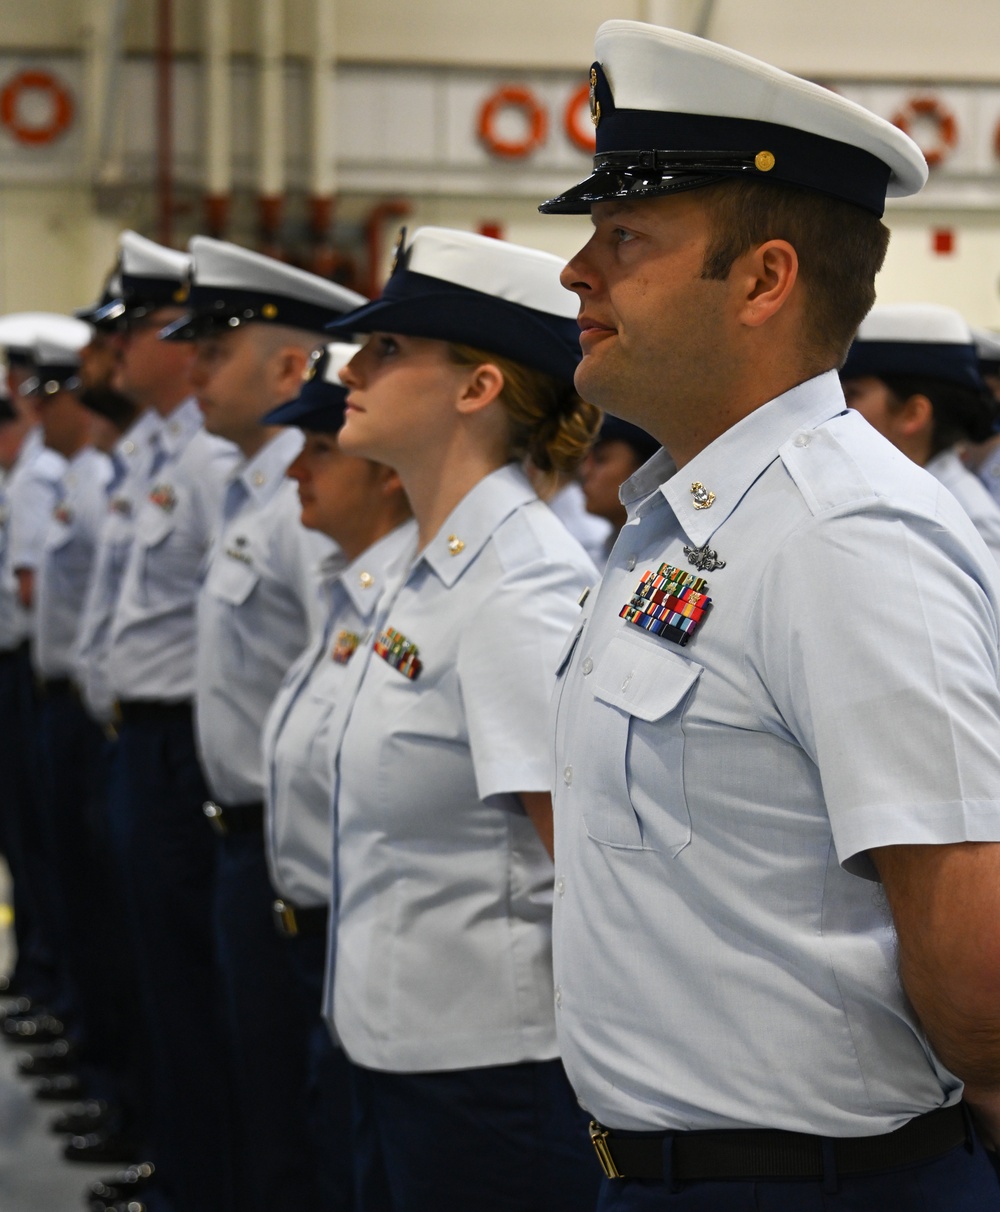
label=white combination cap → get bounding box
[842,303,985,397]
[160,236,367,339]
[540,20,927,217]
[325,226,580,383]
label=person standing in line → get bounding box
[841,303,1000,563]
[100,235,240,1212]
[0,320,75,1028]
[957,327,1000,503]
[21,338,122,1146]
[579,415,659,566]
[160,237,365,1212]
[321,226,603,1212]
[260,342,414,1211]
[539,19,1000,1211]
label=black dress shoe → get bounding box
[3,1012,67,1042]
[86,1161,155,1201]
[17,1038,75,1075]
[50,1098,111,1134]
[64,1130,140,1165]
[34,1072,84,1100]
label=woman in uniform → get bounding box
[260,343,414,1211]
[323,227,602,1212]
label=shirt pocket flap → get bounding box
[592,630,701,721]
[138,507,175,548]
[209,555,261,606]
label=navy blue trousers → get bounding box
[212,827,327,1211]
[595,1133,1000,1211]
[283,928,356,1211]
[109,709,234,1212]
[350,1057,602,1212]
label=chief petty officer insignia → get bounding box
[620,563,713,646]
[226,535,253,566]
[374,626,422,680]
[149,482,178,513]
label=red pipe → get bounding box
[365,200,412,299]
[156,0,174,246]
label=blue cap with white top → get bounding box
[263,342,360,432]
[539,21,928,217]
[324,226,581,384]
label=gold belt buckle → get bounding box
[272,899,299,937]
[589,1120,623,1179]
[202,801,228,836]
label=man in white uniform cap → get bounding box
[540,19,1000,1210]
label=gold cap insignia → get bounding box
[305,349,322,381]
[261,303,278,320]
[447,534,465,556]
[590,67,601,128]
[390,227,408,274]
[173,284,189,303]
[754,150,776,173]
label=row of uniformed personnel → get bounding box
[3,16,1000,1212]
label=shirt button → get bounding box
[581,657,593,676]
[626,555,637,571]
[554,985,562,1008]
[555,877,565,897]
[563,765,573,786]
[793,433,810,448]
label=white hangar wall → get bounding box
[1,0,1000,324]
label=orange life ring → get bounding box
[478,86,547,160]
[0,69,74,146]
[564,81,597,155]
[891,95,957,168]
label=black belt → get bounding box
[589,1103,968,1183]
[37,676,76,698]
[116,698,192,725]
[272,899,328,939]
[202,800,264,836]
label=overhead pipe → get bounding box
[203,0,232,238]
[307,0,337,254]
[156,0,175,246]
[257,0,286,255]
[82,0,127,185]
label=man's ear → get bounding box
[271,345,312,399]
[455,361,505,416]
[732,239,800,330]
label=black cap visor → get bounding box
[540,149,762,214]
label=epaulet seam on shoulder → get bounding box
[778,425,879,518]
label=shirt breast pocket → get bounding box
[208,556,261,607]
[586,630,702,854]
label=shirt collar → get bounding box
[417,463,537,588]
[116,408,161,462]
[623,371,848,545]
[231,428,303,506]
[332,519,419,617]
[158,396,203,457]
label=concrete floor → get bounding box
[0,863,110,1212]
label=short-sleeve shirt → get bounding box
[0,429,65,650]
[926,447,1000,565]
[551,371,1000,1136]
[194,429,333,805]
[328,463,597,1073]
[262,520,417,907]
[107,398,238,703]
[74,409,164,720]
[34,445,113,679]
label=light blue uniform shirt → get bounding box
[551,371,1000,1136]
[74,409,164,720]
[107,398,238,703]
[0,429,65,651]
[926,448,1000,565]
[327,463,597,1073]
[195,429,332,806]
[261,520,417,907]
[34,446,113,679]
